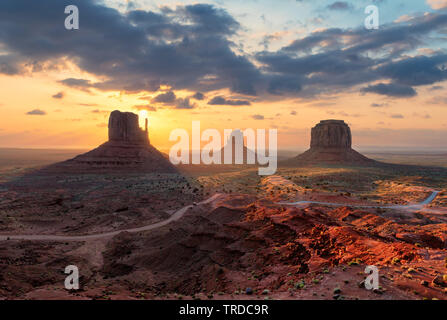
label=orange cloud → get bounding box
[427,0,447,9]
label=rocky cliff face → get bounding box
[310,120,352,149]
[108,110,148,144]
[40,110,177,174]
[283,119,376,166]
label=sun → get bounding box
[139,110,149,128]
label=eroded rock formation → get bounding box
[40,110,177,174]
[108,111,149,144]
[217,130,257,164]
[283,119,376,166]
[310,120,351,149]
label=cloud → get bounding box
[0,0,447,101]
[257,12,447,98]
[427,0,447,9]
[377,54,447,86]
[208,96,251,106]
[152,91,177,104]
[78,103,98,107]
[413,112,431,119]
[361,83,417,97]
[59,78,92,91]
[259,32,286,50]
[175,98,196,109]
[327,110,363,118]
[371,103,389,107]
[290,110,297,115]
[150,91,196,109]
[52,91,64,99]
[0,0,259,96]
[327,1,352,10]
[427,96,447,104]
[133,105,157,112]
[26,109,46,115]
[267,75,302,95]
[251,114,264,120]
[192,92,205,100]
[354,128,447,147]
[390,113,404,119]
[91,109,110,114]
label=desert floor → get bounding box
[0,150,447,300]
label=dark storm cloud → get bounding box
[258,12,447,98]
[192,92,205,100]
[281,28,346,53]
[0,0,447,100]
[152,91,177,104]
[377,54,447,86]
[208,96,251,106]
[0,0,260,96]
[361,83,417,97]
[150,91,197,109]
[267,75,302,95]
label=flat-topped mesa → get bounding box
[310,120,351,149]
[282,119,376,166]
[108,110,149,144]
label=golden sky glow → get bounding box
[1,70,446,150]
[1,0,447,151]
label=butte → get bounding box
[216,130,257,164]
[41,110,177,174]
[283,120,376,166]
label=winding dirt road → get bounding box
[279,191,440,211]
[0,174,442,243]
[0,193,223,242]
[264,175,441,211]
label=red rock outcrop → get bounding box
[108,110,149,144]
[283,120,376,166]
[310,120,352,149]
[40,110,177,174]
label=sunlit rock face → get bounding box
[310,120,352,149]
[108,111,149,144]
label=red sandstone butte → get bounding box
[40,110,177,174]
[283,120,376,166]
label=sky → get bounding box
[0,0,447,151]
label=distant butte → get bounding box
[283,120,376,166]
[41,110,177,174]
[216,130,257,164]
